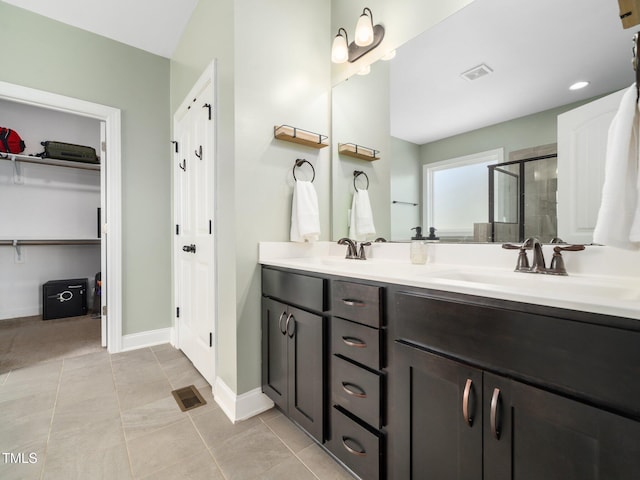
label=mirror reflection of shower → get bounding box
[489,151,558,243]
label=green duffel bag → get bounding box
[40,141,99,164]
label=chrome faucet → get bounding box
[338,238,359,259]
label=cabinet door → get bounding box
[287,305,324,442]
[484,372,640,480]
[262,297,288,412]
[393,342,482,480]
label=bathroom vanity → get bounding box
[260,242,640,479]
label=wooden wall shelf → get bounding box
[274,125,329,149]
[338,143,380,161]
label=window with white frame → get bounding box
[423,148,503,239]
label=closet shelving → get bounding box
[1,153,101,252]
[274,125,329,149]
[0,239,100,246]
[338,142,380,161]
[1,152,100,171]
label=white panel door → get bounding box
[174,68,216,386]
[557,89,626,244]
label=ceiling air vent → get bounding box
[461,63,493,81]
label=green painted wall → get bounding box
[0,1,171,335]
[171,0,331,394]
[420,99,599,165]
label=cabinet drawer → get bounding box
[330,406,381,480]
[332,355,382,428]
[331,317,381,370]
[262,267,325,312]
[332,280,381,327]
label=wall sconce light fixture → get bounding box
[331,7,385,63]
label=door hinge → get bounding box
[176,307,180,318]
[209,220,212,235]
[176,224,180,235]
[209,332,213,347]
[171,140,179,153]
[101,141,106,153]
[102,305,108,316]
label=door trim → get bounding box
[0,80,123,352]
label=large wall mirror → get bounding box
[331,0,631,243]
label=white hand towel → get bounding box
[348,190,376,241]
[290,180,320,242]
[593,84,640,250]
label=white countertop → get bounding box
[259,242,640,321]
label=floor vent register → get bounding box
[171,385,207,412]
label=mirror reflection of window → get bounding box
[423,149,502,241]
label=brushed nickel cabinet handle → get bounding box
[278,312,287,335]
[342,298,365,307]
[342,382,367,398]
[286,314,295,338]
[342,336,367,348]
[462,378,475,427]
[342,436,367,457]
[490,387,502,440]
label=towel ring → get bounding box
[353,170,369,191]
[293,159,315,182]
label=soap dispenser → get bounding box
[410,226,428,264]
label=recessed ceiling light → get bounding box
[569,81,590,90]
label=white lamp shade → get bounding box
[355,13,374,46]
[331,34,349,63]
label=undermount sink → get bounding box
[422,269,640,302]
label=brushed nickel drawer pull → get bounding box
[342,336,367,348]
[342,436,367,457]
[462,378,475,427]
[490,387,502,440]
[342,298,365,307]
[342,382,367,398]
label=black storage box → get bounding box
[42,278,88,320]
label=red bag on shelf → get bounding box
[0,127,26,154]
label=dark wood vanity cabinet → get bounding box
[261,267,326,442]
[327,280,385,480]
[390,289,640,480]
[262,265,640,480]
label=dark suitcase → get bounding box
[40,141,99,164]
[42,278,88,320]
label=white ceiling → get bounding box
[390,0,633,144]
[2,0,198,58]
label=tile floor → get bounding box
[0,344,354,480]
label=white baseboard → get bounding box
[121,327,173,352]
[213,376,274,423]
[0,306,39,321]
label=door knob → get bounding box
[182,244,196,253]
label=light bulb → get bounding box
[331,33,349,63]
[355,12,374,46]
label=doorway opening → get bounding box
[0,80,122,354]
